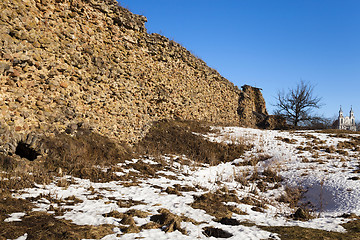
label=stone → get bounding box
[15,97,25,103]
[3,53,12,60]
[0,62,10,73]
[10,69,21,78]
[60,81,68,88]
[36,101,44,107]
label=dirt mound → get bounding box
[137,120,248,164]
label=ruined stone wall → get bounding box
[238,85,287,129]
[0,0,241,145]
[238,85,267,128]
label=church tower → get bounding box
[350,106,356,130]
[350,107,354,121]
[338,106,344,129]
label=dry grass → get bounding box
[325,145,336,153]
[261,219,360,240]
[290,208,314,221]
[277,186,304,208]
[148,208,197,234]
[301,134,320,140]
[4,121,358,238]
[337,137,360,151]
[0,153,14,171]
[317,129,360,135]
[137,120,248,165]
[1,120,246,201]
[0,211,115,240]
[275,137,298,144]
[191,190,245,219]
[203,226,233,238]
[262,168,283,183]
[43,129,133,181]
[234,170,249,186]
[239,196,268,209]
[0,128,136,237]
[0,197,33,222]
[0,127,133,199]
[144,208,203,235]
[336,149,349,156]
[234,154,272,166]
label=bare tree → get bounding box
[273,80,323,127]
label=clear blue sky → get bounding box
[119,0,360,119]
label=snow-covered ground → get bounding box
[7,127,360,239]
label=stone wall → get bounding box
[0,0,242,145]
[238,85,268,128]
[237,85,287,129]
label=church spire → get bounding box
[350,105,354,117]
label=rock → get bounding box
[15,97,25,103]
[0,62,10,73]
[60,81,68,88]
[10,69,21,77]
[3,53,12,60]
[36,101,44,107]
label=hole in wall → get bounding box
[15,141,40,161]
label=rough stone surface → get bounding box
[238,85,268,128]
[0,0,282,149]
[238,85,286,129]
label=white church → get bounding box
[335,106,356,131]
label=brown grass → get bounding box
[301,134,320,140]
[325,145,336,153]
[203,227,233,238]
[191,190,244,219]
[337,139,360,150]
[275,137,298,144]
[136,120,248,165]
[261,219,360,240]
[0,197,33,222]
[319,129,360,136]
[290,208,314,221]
[277,186,304,208]
[148,208,201,234]
[234,170,249,186]
[234,154,272,166]
[0,153,15,171]
[0,127,133,200]
[0,211,115,240]
[43,129,133,181]
[262,168,283,183]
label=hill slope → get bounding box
[1,127,360,239]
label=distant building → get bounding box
[333,106,356,131]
